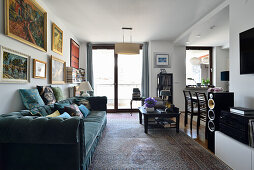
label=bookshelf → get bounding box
[157,73,173,104]
[67,67,85,84]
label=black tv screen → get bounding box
[240,27,254,74]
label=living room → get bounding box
[0,0,254,169]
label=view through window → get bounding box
[93,48,142,110]
[186,49,210,86]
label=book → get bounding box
[230,107,254,115]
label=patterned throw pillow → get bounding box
[37,86,56,105]
[51,87,64,102]
[75,99,91,110]
[64,104,83,118]
[19,89,45,110]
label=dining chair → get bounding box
[183,90,198,131]
[195,92,208,138]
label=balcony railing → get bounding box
[94,83,141,109]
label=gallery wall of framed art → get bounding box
[0,0,81,114]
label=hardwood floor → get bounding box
[179,113,209,151]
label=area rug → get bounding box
[89,113,231,170]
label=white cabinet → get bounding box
[215,131,253,170]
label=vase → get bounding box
[146,107,154,112]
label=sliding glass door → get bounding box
[92,46,142,112]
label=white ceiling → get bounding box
[176,6,229,47]
[43,0,226,43]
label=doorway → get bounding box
[92,45,142,112]
[186,47,213,86]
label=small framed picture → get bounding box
[50,56,66,84]
[154,53,171,68]
[33,59,46,79]
[52,23,63,55]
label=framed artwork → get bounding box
[50,56,66,84]
[0,46,30,83]
[52,23,63,55]
[33,59,46,79]
[154,53,171,68]
[70,39,80,69]
[5,0,47,52]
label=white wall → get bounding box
[148,40,186,111]
[229,0,254,107]
[213,47,229,90]
[0,0,82,114]
[79,42,87,78]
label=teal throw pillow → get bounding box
[79,104,90,117]
[52,87,64,102]
[57,112,71,118]
[19,89,45,110]
[54,103,70,114]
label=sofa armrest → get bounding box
[0,115,84,145]
[75,96,107,111]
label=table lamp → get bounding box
[78,81,93,96]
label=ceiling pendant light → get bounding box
[115,27,140,55]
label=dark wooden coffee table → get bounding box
[138,106,180,134]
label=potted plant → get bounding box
[144,97,157,112]
[202,78,210,86]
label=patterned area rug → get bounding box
[89,113,231,170]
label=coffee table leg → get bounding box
[139,111,142,124]
[176,115,179,133]
[144,115,148,134]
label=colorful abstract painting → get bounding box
[52,23,63,55]
[70,39,80,69]
[0,47,30,83]
[6,0,47,51]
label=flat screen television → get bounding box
[240,27,254,74]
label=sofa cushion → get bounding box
[75,99,91,110]
[37,86,56,105]
[30,105,55,116]
[84,122,101,154]
[57,112,71,118]
[46,110,61,117]
[79,105,90,117]
[54,103,70,114]
[19,89,45,109]
[84,111,106,124]
[52,87,64,102]
[64,104,83,118]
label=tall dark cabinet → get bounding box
[157,73,173,103]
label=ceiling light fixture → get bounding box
[115,27,140,55]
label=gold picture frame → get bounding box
[5,0,47,52]
[50,56,66,84]
[0,46,30,83]
[33,59,46,79]
[52,23,63,55]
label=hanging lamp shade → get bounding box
[190,57,201,65]
[115,43,140,55]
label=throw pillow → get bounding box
[57,112,71,118]
[52,87,64,102]
[19,89,45,110]
[46,110,61,117]
[75,99,91,110]
[37,86,56,105]
[64,104,83,118]
[78,104,90,117]
[54,103,70,114]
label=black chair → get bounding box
[183,90,198,131]
[195,92,208,138]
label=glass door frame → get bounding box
[92,44,142,113]
[186,46,213,85]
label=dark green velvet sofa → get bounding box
[0,96,107,170]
